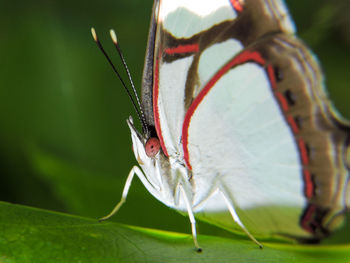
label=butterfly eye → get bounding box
[145,137,161,157]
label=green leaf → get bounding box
[0,201,349,263]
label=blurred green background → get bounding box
[0,0,349,240]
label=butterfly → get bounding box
[96,0,350,250]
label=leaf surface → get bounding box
[0,201,349,263]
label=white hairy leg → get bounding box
[99,166,152,221]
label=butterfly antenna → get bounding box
[109,29,149,136]
[91,27,147,134]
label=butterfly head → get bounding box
[127,116,192,209]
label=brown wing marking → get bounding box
[252,34,350,239]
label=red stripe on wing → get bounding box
[298,139,309,166]
[267,67,315,202]
[267,65,277,90]
[164,44,199,55]
[275,92,289,112]
[287,116,300,134]
[182,50,265,170]
[229,0,243,12]
[303,170,314,199]
[153,56,169,157]
[300,204,316,233]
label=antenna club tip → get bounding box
[110,29,118,44]
[91,27,98,41]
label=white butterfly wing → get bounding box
[182,30,350,237]
[140,0,350,239]
[183,42,305,237]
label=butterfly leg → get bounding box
[179,184,202,252]
[220,190,263,248]
[99,165,148,222]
